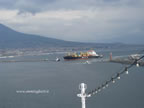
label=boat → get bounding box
[128,54,140,60]
[56,57,60,62]
[63,50,103,60]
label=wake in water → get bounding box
[83,61,91,64]
[0,56,15,59]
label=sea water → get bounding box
[0,47,144,108]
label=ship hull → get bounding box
[63,55,102,60]
[63,50,103,60]
[63,56,82,60]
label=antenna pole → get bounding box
[77,83,91,108]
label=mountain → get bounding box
[0,24,142,49]
[0,24,86,49]
[109,34,144,44]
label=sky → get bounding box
[0,0,144,43]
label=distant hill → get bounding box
[110,35,144,44]
[0,24,141,49]
[0,24,87,49]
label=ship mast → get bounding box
[77,83,91,108]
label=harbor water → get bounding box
[0,47,144,108]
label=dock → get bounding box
[110,58,144,66]
[109,52,144,66]
[0,59,54,63]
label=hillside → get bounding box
[0,24,141,50]
[0,24,86,49]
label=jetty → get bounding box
[109,53,144,66]
[0,59,53,63]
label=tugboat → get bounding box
[56,57,60,62]
[63,50,103,60]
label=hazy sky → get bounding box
[0,0,144,43]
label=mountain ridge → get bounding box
[0,24,142,49]
[0,24,87,49]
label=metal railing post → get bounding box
[77,83,91,108]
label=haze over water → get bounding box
[0,47,144,108]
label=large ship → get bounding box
[63,50,103,60]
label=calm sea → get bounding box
[0,47,144,108]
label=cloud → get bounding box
[0,0,144,13]
[0,0,57,14]
[0,0,144,43]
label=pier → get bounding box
[109,53,144,66]
[110,58,144,66]
[0,59,53,63]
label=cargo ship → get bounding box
[63,50,103,60]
